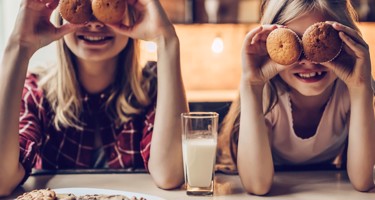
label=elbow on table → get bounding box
[241,176,273,196]
[0,164,25,197]
[148,160,184,190]
[0,172,22,196]
[348,170,375,192]
[153,176,184,190]
[351,180,375,192]
[0,181,16,197]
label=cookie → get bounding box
[59,0,93,24]
[302,22,342,63]
[266,28,302,65]
[16,188,56,200]
[92,0,127,24]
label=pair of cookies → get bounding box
[59,0,127,24]
[266,22,342,65]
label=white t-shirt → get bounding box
[265,80,350,165]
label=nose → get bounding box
[298,53,315,65]
[85,19,105,29]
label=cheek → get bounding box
[279,70,292,81]
[63,33,77,49]
[326,71,338,82]
[114,36,129,50]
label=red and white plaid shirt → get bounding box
[19,63,157,180]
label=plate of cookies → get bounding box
[16,188,165,200]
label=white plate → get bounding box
[54,187,165,200]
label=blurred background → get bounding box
[0,0,375,120]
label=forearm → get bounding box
[347,86,375,191]
[0,42,32,195]
[237,80,273,195]
[148,33,188,189]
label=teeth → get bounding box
[298,72,317,78]
[297,71,324,78]
[83,36,105,41]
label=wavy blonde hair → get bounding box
[35,6,153,130]
[219,0,359,165]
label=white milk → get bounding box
[183,137,217,187]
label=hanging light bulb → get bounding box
[211,36,224,54]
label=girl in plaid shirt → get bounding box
[0,0,188,196]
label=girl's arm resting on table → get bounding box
[347,86,375,192]
[107,0,188,188]
[147,32,188,189]
[327,22,375,192]
[235,25,284,195]
[0,0,78,194]
[0,41,32,196]
[237,80,274,195]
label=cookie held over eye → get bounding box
[266,28,302,65]
[302,22,343,63]
[59,0,93,24]
[92,0,127,24]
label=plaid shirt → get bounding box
[19,63,157,180]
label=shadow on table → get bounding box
[268,170,347,196]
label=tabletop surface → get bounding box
[3,170,375,200]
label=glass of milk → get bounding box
[181,112,219,196]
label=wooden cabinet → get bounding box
[159,0,260,23]
[160,0,188,23]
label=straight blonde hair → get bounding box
[219,0,359,164]
[35,6,153,130]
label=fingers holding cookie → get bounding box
[327,22,368,48]
[22,0,55,12]
[333,23,369,59]
[322,22,372,87]
[41,0,59,9]
[243,25,282,54]
[242,25,291,84]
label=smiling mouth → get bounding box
[294,71,327,81]
[78,35,113,43]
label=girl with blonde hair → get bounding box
[219,0,375,195]
[0,0,187,196]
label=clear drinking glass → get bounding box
[181,112,219,196]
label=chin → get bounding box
[293,87,328,96]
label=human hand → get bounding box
[10,0,80,53]
[107,0,176,41]
[324,22,372,90]
[241,25,291,86]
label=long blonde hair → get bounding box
[219,0,359,165]
[35,6,153,130]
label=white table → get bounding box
[3,170,375,200]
